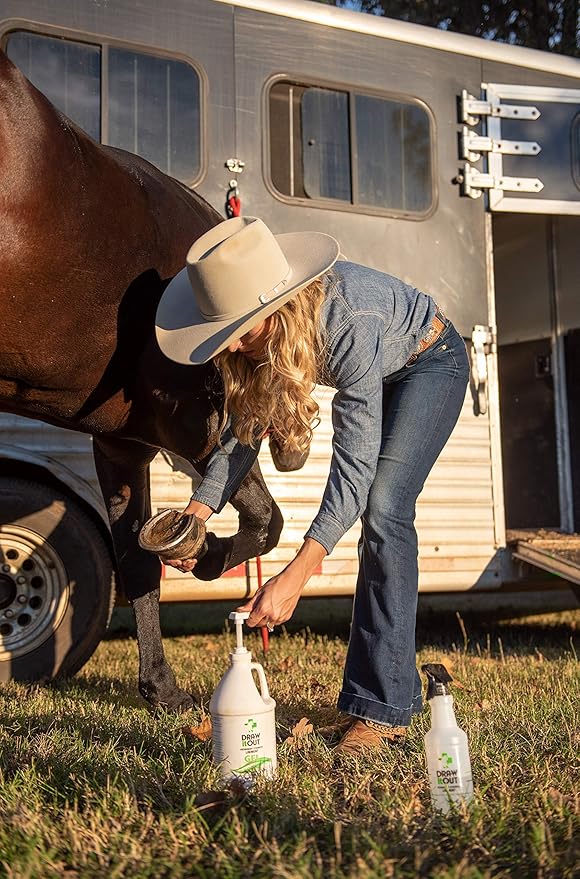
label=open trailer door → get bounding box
[461,83,580,588]
[459,83,580,213]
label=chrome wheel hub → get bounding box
[0,525,69,660]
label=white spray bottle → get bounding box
[209,612,277,781]
[422,663,473,813]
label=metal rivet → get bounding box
[4,610,14,618]
[16,576,26,585]
[17,595,27,605]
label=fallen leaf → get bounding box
[278,656,294,672]
[183,716,212,742]
[285,716,314,747]
[203,640,219,653]
[475,699,492,711]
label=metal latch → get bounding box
[461,126,541,162]
[458,163,544,199]
[471,325,495,416]
[225,158,245,175]
[461,90,541,125]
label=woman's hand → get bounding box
[163,499,213,573]
[237,568,305,628]
[237,538,327,628]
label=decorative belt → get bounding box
[406,308,447,366]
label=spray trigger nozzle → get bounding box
[229,611,250,653]
[421,663,454,699]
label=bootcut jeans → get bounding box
[337,320,470,727]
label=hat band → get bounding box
[199,268,292,322]
[258,268,292,304]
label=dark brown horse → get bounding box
[0,51,285,710]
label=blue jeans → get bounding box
[337,321,470,726]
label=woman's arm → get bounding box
[164,425,260,572]
[237,537,327,626]
[240,313,386,625]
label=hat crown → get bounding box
[186,217,291,321]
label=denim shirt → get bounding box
[191,261,436,554]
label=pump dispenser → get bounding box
[209,612,277,781]
[422,663,473,812]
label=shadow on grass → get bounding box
[49,675,146,710]
[107,597,579,660]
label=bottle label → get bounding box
[429,745,473,811]
[212,713,277,779]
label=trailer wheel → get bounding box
[0,477,114,682]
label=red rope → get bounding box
[257,555,270,653]
[227,193,241,218]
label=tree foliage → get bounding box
[328,0,579,57]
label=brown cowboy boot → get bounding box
[335,718,407,755]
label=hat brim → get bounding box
[155,231,339,365]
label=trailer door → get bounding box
[460,83,580,213]
[465,84,580,545]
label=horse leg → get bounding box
[194,460,284,581]
[93,435,194,711]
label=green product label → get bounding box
[233,754,273,774]
[241,717,261,750]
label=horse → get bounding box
[0,50,287,710]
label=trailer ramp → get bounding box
[509,531,580,587]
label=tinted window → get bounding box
[109,48,200,180]
[302,88,351,201]
[6,31,201,182]
[270,81,433,215]
[355,95,431,212]
[7,31,100,140]
[573,113,580,192]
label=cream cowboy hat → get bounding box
[155,216,340,365]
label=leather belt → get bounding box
[406,309,446,366]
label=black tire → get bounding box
[0,477,115,682]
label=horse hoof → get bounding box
[192,532,230,581]
[152,690,196,713]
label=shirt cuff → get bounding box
[304,513,347,555]
[190,479,228,513]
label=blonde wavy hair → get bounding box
[214,275,328,454]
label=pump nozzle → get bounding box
[421,663,453,699]
[229,611,250,653]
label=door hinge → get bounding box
[458,163,544,199]
[461,89,541,125]
[461,126,541,162]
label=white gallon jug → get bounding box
[209,612,277,781]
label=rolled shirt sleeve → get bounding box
[191,423,260,513]
[305,313,385,554]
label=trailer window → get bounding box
[6,32,101,141]
[573,113,580,192]
[6,31,201,183]
[270,81,433,215]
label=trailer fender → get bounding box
[0,443,109,528]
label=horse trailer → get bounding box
[0,0,579,675]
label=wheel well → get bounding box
[0,457,117,581]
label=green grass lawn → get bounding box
[0,606,578,878]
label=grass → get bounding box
[0,606,578,879]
